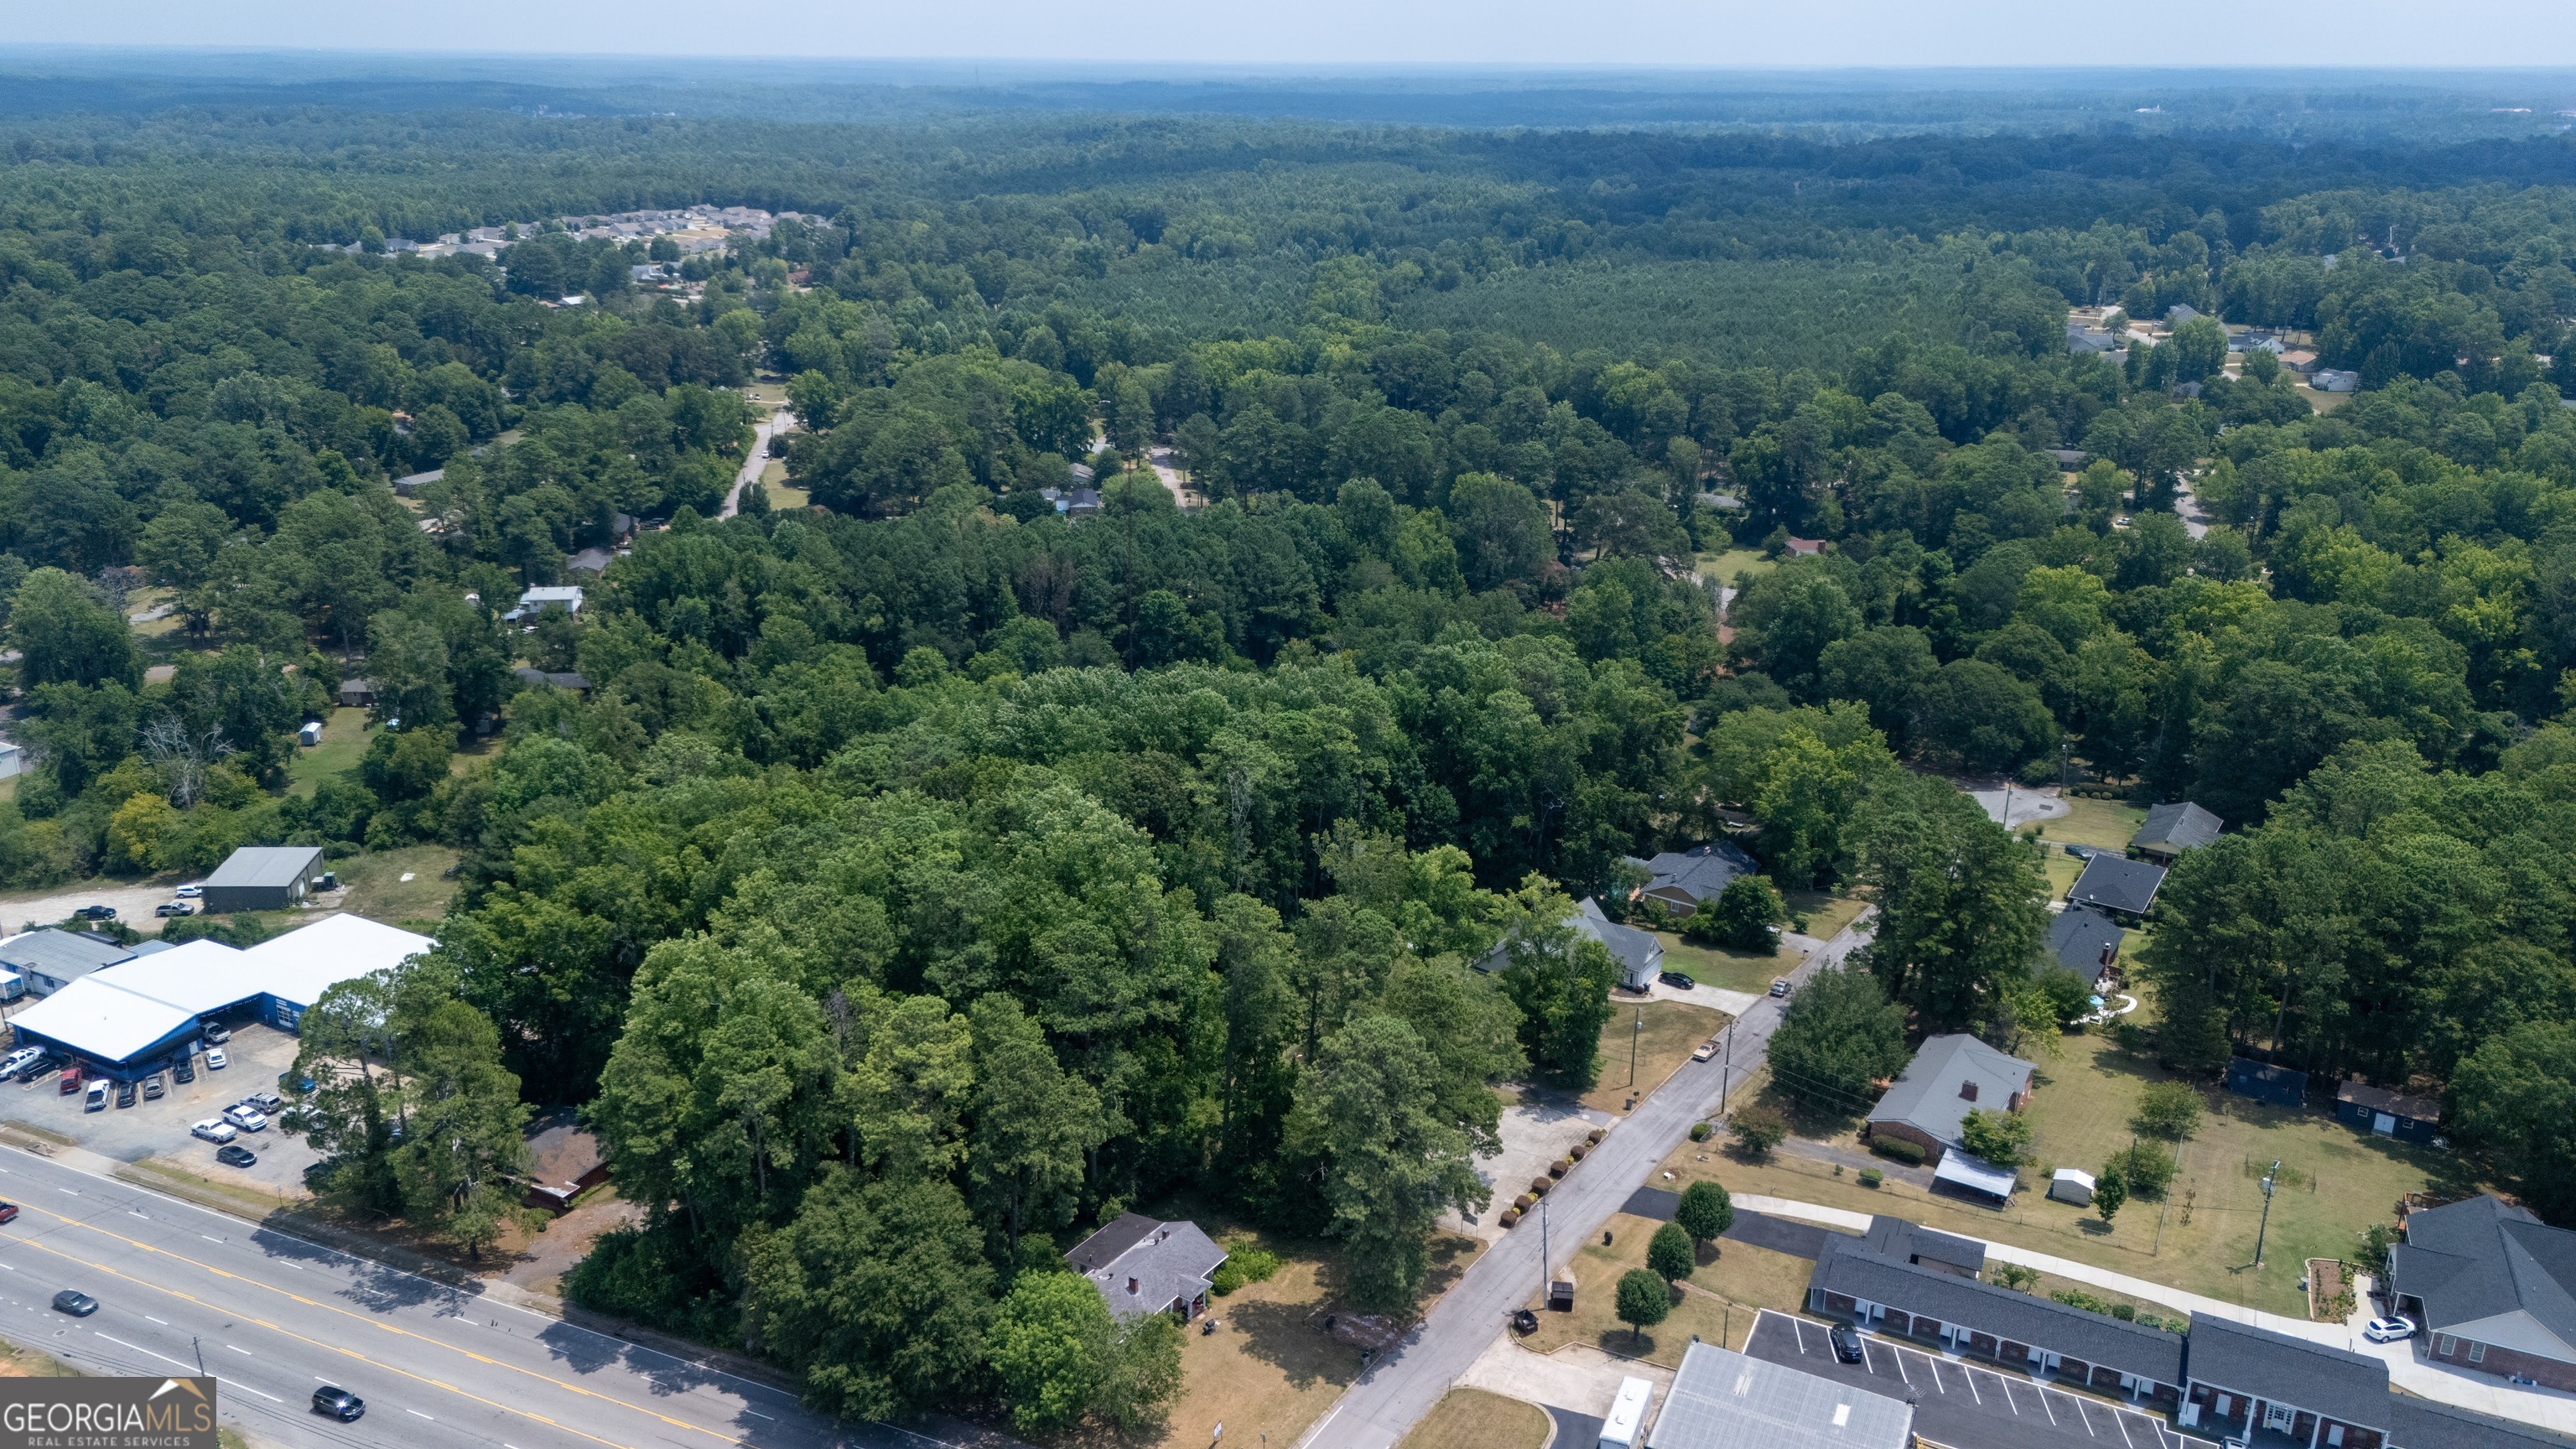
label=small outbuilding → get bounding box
[2225,1057,2308,1110]
[2049,1168,2098,1207]
[2335,1079,2441,1144]
[338,678,377,709]
[2130,802,2223,864]
[1931,1151,2019,1206]
[201,844,326,914]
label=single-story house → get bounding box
[565,546,614,576]
[2314,369,2360,392]
[2387,1194,2576,1392]
[2046,906,2127,990]
[7,914,434,1080]
[2068,854,2166,922]
[2166,304,2201,324]
[1066,1213,1228,1322]
[2336,1079,2441,1145]
[392,468,444,498]
[1644,1340,1913,1449]
[520,1107,610,1213]
[0,928,134,997]
[338,678,377,709]
[2130,802,2223,863]
[512,667,594,694]
[1694,491,1744,512]
[2180,1312,2392,1447]
[1476,897,1663,993]
[202,844,326,914]
[1865,1034,2034,1166]
[1784,537,1826,558]
[504,585,584,623]
[1624,841,1758,919]
[2279,349,2320,375]
[1805,1229,2185,1408]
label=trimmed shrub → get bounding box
[1515,1193,1535,1211]
[1551,1157,1572,1176]
[1690,1120,1715,1142]
[1587,1128,1606,1145]
[1499,1208,1521,1228]
[1859,1168,1884,1187]
[1870,1136,1927,1166]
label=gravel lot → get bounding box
[0,1022,318,1198]
[0,879,190,934]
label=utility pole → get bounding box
[1719,1020,1736,1114]
[1628,1005,1643,1088]
[2253,1159,2282,1267]
[1540,1197,1551,1310]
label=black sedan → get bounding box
[1829,1324,1866,1363]
[311,1387,364,1421]
[51,1290,98,1317]
[214,1145,257,1169]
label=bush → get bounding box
[2106,1141,2177,1199]
[2110,1303,2136,1322]
[1528,1177,1550,1197]
[1569,1142,1589,1161]
[1499,1208,1520,1227]
[1550,1157,1571,1176]
[1959,1107,2033,1166]
[1515,1193,1535,1211]
[2132,1080,2204,1140]
[1587,1128,1605,1144]
[1731,1104,1789,1159]
[1703,875,1788,951]
[1868,1135,1926,1166]
[1690,1120,1715,1142]
[1208,1239,1280,1296]
[1648,1222,1696,1283]
[1989,1264,2040,1293]
[1858,1167,1883,1187]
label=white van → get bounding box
[1597,1376,1652,1449]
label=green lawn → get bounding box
[1518,1212,1810,1363]
[287,708,373,797]
[1673,1026,2470,1316]
[2036,797,2146,899]
[1783,891,1869,942]
[330,844,462,928]
[1697,548,1776,589]
[1584,999,1731,1114]
[1654,932,1799,995]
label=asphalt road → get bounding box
[0,1144,960,1449]
[1300,911,1873,1449]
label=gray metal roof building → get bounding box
[1646,1340,1912,1449]
[2131,802,2224,862]
[0,928,136,996]
[1858,1215,1985,1276]
[201,844,325,914]
[1806,1234,2188,1387]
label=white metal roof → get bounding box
[4,915,434,1066]
[1932,1152,2020,1200]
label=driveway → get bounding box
[1744,1310,2218,1449]
[1441,1096,1610,1243]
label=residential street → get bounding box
[1297,911,1874,1449]
[719,409,792,519]
[0,1145,975,1449]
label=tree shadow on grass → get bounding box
[1223,1296,1362,1391]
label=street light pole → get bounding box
[2253,1159,2282,1267]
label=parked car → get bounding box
[243,1091,283,1113]
[1659,969,1696,989]
[114,1080,137,1109]
[201,1026,231,1046]
[141,1075,164,1100]
[72,905,116,921]
[174,883,204,899]
[1829,1324,1865,1363]
[51,1290,97,1317]
[1769,978,1792,998]
[172,1057,195,1084]
[205,1048,228,1070]
[2363,1315,2418,1343]
[60,1067,83,1095]
[84,1080,107,1111]
[214,1145,257,1169]
[221,1105,267,1132]
[190,1119,236,1144]
[310,1387,364,1421]
[0,1048,43,1081]
[155,902,194,918]
[0,1202,18,1225]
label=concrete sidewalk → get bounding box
[1738,1194,2576,1436]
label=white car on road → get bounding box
[190,1119,237,1144]
[221,1105,267,1132]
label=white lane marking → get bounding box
[1924,1355,1943,1393]
[743,1410,775,1420]
[225,1380,283,1403]
[201,1235,222,1244]
[2116,1406,2139,1447]
[1892,1345,1910,1385]
[2037,1383,2056,1426]
[1962,1366,1981,1405]
[127,1212,146,1219]
[408,1409,436,1420]
[146,1317,169,1326]
[92,1332,283,1400]
[226,1343,253,1356]
[55,1188,76,1196]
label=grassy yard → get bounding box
[1397,1389,1549,1449]
[330,844,462,927]
[1519,1212,1812,1364]
[1654,933,1799,995]
[1674,1028,2471,1316]
[286,708,373,797]
[1783,891,1869,942]
[2036,795,2148,898]
[761,461,810,511]
[1582,1000,1731,1114]
[1696,548,1777,589]
[1141,1228,1363,1449]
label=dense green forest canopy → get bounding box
[6,90,2576,1428]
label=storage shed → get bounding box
[2335,1079,2441,1144]
[201,844,325,914]
[2049,1168,2098,1207]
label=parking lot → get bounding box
[1744,1310,2220,1449]
[0,1021,319,1198]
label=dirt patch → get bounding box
[2307,1257,2354,1322]
[502,1188,645,1298]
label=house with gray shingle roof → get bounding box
[1067,1213,1228,1323]
[1477,897,1663,992]
[2068,853,2165,921]
[1864,1035,2033,1167]
[2046,906,2126,989]
[1624,841,1756,919]
[2131,802,2223,864]
[2389,1194,2576,1392]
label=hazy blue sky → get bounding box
[15,1,2576,67]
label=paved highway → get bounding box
[0,1144,951,1449]
[1302,912,1873,1449]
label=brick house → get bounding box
[2388,1194,2576,1392]
[2181,1313,2393,1447]
[1863,1034,2034,1167]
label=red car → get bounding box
[0,1202,18,1225]
[58,1067,80,1095]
